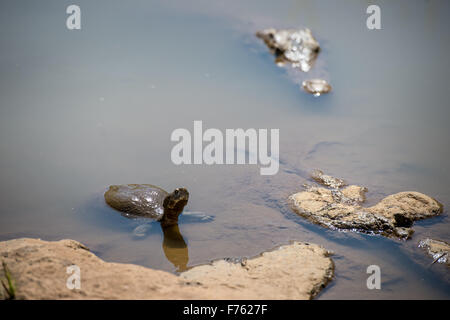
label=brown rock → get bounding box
[181,242,334,299]
[367,192,443,223]
[341,185,367,204]
[0,238,333,300]
[289,171,443,239]
[418,238,450,267]
[302,79,332,96]
[311,169,346,189]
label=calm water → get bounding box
[0,0,449,299]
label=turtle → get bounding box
[104,184,214,271]
[104,184,214,237]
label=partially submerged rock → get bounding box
[311,169,346,189]
[302,79,332,96]
[256,28,320,72]
[418,238,450,267]
[181,242,334,300]
[0,238,333,300]
[289,171,443,239]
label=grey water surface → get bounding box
[0,0,449,299]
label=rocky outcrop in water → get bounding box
[256,28,320,72]
[302,79,332,96]
[418,238,450,267]
[289,170,443,239]
[0,238,333,300]
[256,28,332,96]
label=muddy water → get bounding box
[0,0,449,299]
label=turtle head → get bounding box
[161,188,189,228]
[163,188,189,210]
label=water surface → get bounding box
[0,0,449,299]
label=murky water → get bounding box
[1,0,449,299]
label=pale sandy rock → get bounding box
[367,192,443,222]
[341,185,367,204]
[289,171,443,239]
[311,169,346,189]
[0,238,333,300]
[181,242,334,299]
[418,238,450,267]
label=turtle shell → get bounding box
[104,184,168,220]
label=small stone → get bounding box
[181,241,334,299]
[341,185,367,204]
[302,79,332,96]
[418,238,450,266]
[311,169,345,189]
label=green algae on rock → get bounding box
[289,171,443,240]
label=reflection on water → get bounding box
[161,224,189,272]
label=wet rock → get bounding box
[132,223,152,238]
[289,171,443,240]
[256,28,320,72]
[311,169,346,189]
[0,238,334,300]
[418,238,450,267]
[302,79,332,96]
